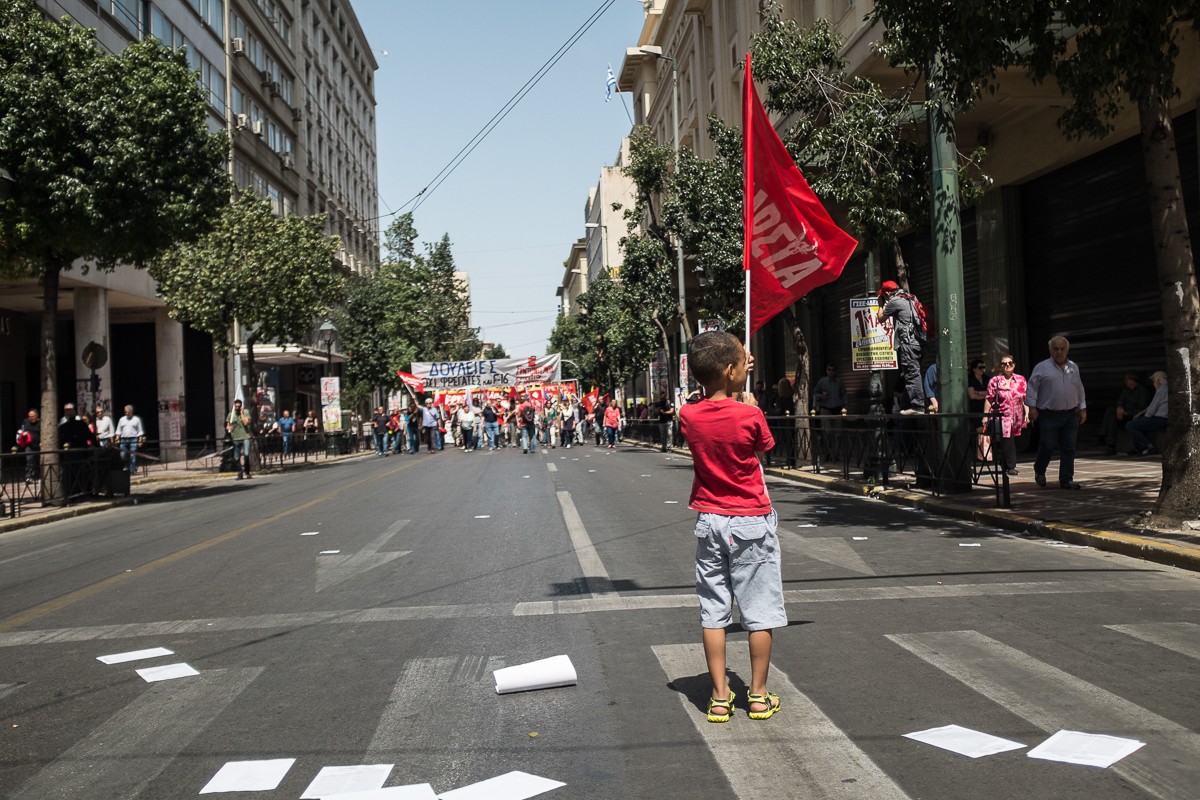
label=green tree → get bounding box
[869,0,1200,523]
[0,0,229,466]
[152,193,343,424]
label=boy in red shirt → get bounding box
[679,331,785,722]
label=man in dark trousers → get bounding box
[876,280,926,414]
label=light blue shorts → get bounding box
[694,510,786,631]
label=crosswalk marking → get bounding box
[887,630,1200,800]
[1106,622,1200,661]
[11,667,263,800]
[555,490,615,597]
[652,643,911,800]
[546,463,557,472]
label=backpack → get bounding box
[520,404,536,424]
[897,290,932,343]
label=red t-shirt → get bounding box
[679,398,775,515]
[604,406,621,428]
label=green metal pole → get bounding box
[928,60,970,491]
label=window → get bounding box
[109,0,141,33]
[188,0,223,37]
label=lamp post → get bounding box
[638,45,688,399]
[318,318,338,376]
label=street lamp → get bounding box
[584,221,607,272]
[638,44,688,396]
[318,318,338,375]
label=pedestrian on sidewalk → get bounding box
[115,405,145,474]
[1126,370,1168,456]
[1027,336,1087,490]
[16,408,41,484]
[226,399,252,480]
[679,331,785,723]
[94,405,115,445]
[984,356,1029,475]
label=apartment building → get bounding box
[614,0,1200,412]
[0,0,380,448]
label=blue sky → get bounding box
[352,1,647,359]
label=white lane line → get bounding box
[0,578,1191,645]
[0,682,25,701]
[652,644,910,800]
[546,463,558,472]
[556,490,615,598]
[10,668,262,800]
[1106,623,1200,661]
[316,520,411,593]
[887,630,1200,800]
[778,529,875,576]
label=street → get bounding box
[1,444,1198,799]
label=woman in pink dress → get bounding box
[984,356,1029,475]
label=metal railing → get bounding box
[623,411,1012,508]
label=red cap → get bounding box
[878,280,899,297]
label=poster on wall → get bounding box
[850,297,897,371]
[157,396,183,445]
[321,377,342,431]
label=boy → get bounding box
[679,331,785,722]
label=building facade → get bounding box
[611,0,1200,420]
[1,0,379,450]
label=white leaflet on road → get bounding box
[588,469,596,473]
[664,501,679,504]
[1026,730,1145,768]
[319,550,342,555]
[301,532,320,536]
[852,537,869,541]
[888,522,907,527]
[135,663,198,682]
[300,764,393,798]
[812,510,829,514]
[959,543,982,547]
[321,786,437,800]
[200,759,296,793]
[640,474,651,477]
[903,724,1026,758]
[795,524,818,528]
[474,515,490,519]
[493,654,577,694]
[438,771,565,800]
[97,647,173,664]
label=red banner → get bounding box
[395,370,425,394]
[743,53,857,335]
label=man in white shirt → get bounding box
[115,404,145,473]
[94,405,115,444]
[1027,336,1087,489]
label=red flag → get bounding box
[395,370,425,394]
[743,53,857,335]
[582,387,599,414]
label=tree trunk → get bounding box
[654,316,674,401]
[1139,98,1200,525]
[39,257,61,502]
[892,239,912,291]
[782,307,812,463]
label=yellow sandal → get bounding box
[747,691,780,720]
[706,691,736,723]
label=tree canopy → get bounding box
[0,0,229,468]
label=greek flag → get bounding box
[606,65,617,102]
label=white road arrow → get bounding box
[316,520,411,592]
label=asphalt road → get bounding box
[1,442,1198,799]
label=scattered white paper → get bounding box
[300,764,393,799]
[322,786,437,800]
[904,724,1026,758]
[199,758,296,793]
[795,524,818,528]
[588,469,597,473]
[319,550,342,555]
[301,531,320,536]
[439,771,565,800]
[474,515,490,519]
[97,647,173,664]
[812,510,829,514]
[523,475,531,479]
[959,543,982,547]
[640,474,651,477]
[664,501,679,504]
[135,663,198,682]
[1026,730,1145,768]
[852,537,869,541]
[888,522,907,527]
[494,654,577,694]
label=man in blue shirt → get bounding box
[275,409,297,455]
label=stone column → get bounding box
[154,308,186,465]
[976,186,1027,370]
[73,288,112,414]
